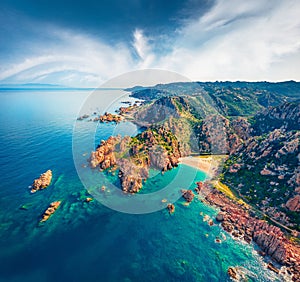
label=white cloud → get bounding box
[132,29,156,69]
[0,26,135,87]
[1,0,300,86]
[157,0,300,81]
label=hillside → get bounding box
[222,102,300,230]
[126,82,300,229]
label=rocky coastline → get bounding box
[89,126,181,193]
[204,188,300,280]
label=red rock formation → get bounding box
[181,189,194,202]
[227,267,238,280]
[205,189,300,280]
[40,201,61,222]
[89,136,119,169]
[167,203,175,214]
[94,112,123,123]
[31,170,52,193]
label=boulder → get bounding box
[227,267,237,280]
[216,212,224,222]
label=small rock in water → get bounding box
[167,203,175,214]
[181,189,194,202]
[31,170,52,193]
[227,267,238,280]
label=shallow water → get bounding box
[0,90,279,282]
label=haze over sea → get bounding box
[0,89,278,282]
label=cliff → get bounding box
[205,189,300,280]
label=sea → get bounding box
[0,89,281,282]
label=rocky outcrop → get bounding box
[90,127,181,193]
[181,189,194,202]
[216,212,224,222]
[167,203,175,214]
[31,170,52,193]
[117,159,148,193]
[40,201,61,222]
[90,136,119,169]
[133,96,188,126]
[94,112,123,123]
[227,267,237,280]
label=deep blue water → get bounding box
[0,90,279,282]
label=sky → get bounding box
[0,0,300,87]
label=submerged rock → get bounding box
[31,170,52,193]
[40,201,61,222]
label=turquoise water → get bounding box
[0,90,277,281]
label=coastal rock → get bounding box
[204,189,300,279]
[195,181,203,194]
[216,212,224,222]
[227,267,238,280]
[94,112,123,123]
[167,203,175,214]
[267,262,279,274]
[40,201,61,222]
[90,126,181,194]
[31,170,52,193]
[89,136,119,169]
[181,189,194,202]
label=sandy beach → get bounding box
[179,156,213,175]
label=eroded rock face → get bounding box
[117,159,148,193]
[31,170,52,193]
[90,136,119,169]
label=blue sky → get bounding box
[0,0,300,87]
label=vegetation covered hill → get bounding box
[127,81,300,229]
